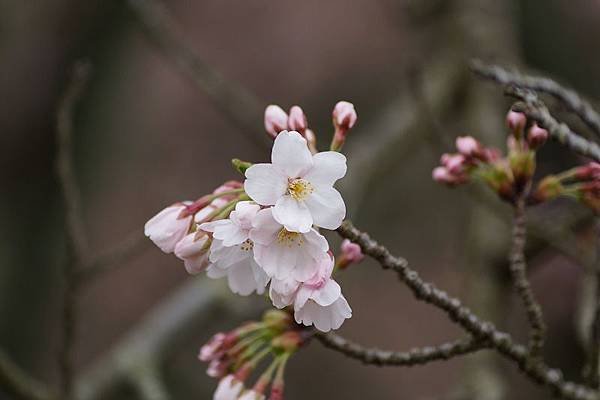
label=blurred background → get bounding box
[1,0,600,398]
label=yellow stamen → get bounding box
[277,229,304,247]
[240,239,254,252]
[288,178,314,201]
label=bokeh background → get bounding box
[1,0,600,398]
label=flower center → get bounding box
[288,178,314,201]
[277,228,304,247]
[240,239,254,252]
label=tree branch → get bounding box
[508,197,546,356]
[471,59,600,138]
[336,220,598,400]
[317,333,487,367]
[470,61,600,162]
[0,349,56,400]
[123,0,267,150]
[56,60,93,398]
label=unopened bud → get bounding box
[304,128,318,154]
[455,136,481,157]
[288,106,307,134]
[527,123,548,149]
[506,110,527,139]
[336,239,364,269]
[441,153,466,174]
[432,166,467,186]
[330,101,357,152]
[508,150,535,186]
[575,162,600,181]
[264,105,288,139]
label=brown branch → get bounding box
[124,0,268,150]
[55,60,93,398]
[317,333,487,367]
[508,197,546,356]
[471,60,600,138]
[470,61,600,162]
[336,220,598,400]
[0,349,56,400]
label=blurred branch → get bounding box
[124,0,268,150]
[0,349,56,400]
[337,220,598,400]
[74,279,258,400]
[584,220,600,388]
[508,197,546,356]
[130,363,170,400]
[56,60,93,398]
[317,333,486,366]
[471,61,600,162]
[471,59,600,138]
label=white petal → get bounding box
[272,195,313,233]
[198,219,229,233]
[227,258,261,296]
[144,205,192,253]
[311,279,342,306]
[291,249,320,282]
[229,201,260,230]
[303,228,329,253]
[249,208,280,245]
[212,223,248,247]
[253,242,298,279]
[304,186,345,230]
[206,264,227,279]
[244,163,287,205]
[293,285,313,310]
[304,151,347,186]
[271,130,313,178]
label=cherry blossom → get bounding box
[174,231,210,274]
[214,375,244,400]
[144,203,194,253]
[244,130,347,233]
[200,201,269,296]
[250,207,329,281]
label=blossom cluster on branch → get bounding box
[144,102,363,399]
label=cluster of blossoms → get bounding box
[145,102,363,398]
[199,309,308,400]
[433,108,600,212]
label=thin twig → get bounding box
[508,196,546,356]
[471,60,600,138]
[124,0,267,150]
[336,220,598,400]
[56,60,93,398]
[470,61,600,162]
[317,333,487,366]
[0,349,56,400]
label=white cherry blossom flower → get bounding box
[214,375,244,400]
[200,201,269,296]
[250,208,329,281]
[244,130,346,233]
[144,202,193,253]
[292,254,352,332]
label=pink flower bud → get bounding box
[174,232,210,274]
[288,105,307,134]
[527,123,548,149]
[206,358,229,378]
[332,101,357,130]
[432,166,466,186]
[441,154,466,174]
[455,136,480,157]
[576,162,600,181]
[506,110,527,138]
[304,128,318,153]
[482,147,502,163]
[214,375,244,399]
[199,332,227,362]
[144,203,193,253]
[337,239,364,269]
[240,390,266,400]
[264,105,288,139]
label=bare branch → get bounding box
[508,197,546,356]
[56,60,93,398]
[0,349,56,400]
[471,60,600,138]
[470,61,600,162]
[337,220,598,400]
[124,0,268,150]
[317,333,486,367]
[74,278,259,400]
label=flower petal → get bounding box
[271,130,313,178]
[304,186,346,230]
[244,163,287,206]
[272,195,313,233]
[249,208,280,245]
[304,151,347,186]
[311,279,342,306]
